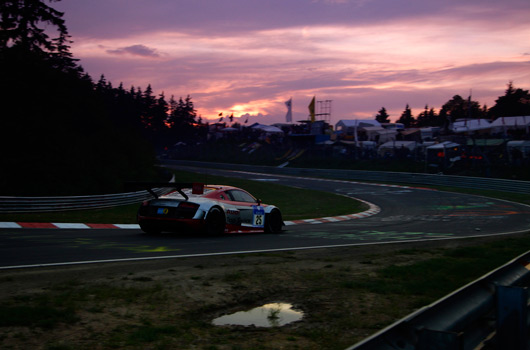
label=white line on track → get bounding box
[2,228,529,271]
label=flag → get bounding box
[308,96,315,122]
[285,98,292,123]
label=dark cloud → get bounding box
[107,44,160,58]
[57,0,530,39]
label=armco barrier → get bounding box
[346,250,530,350]
[161,160,530,194]
[0,188,169,213]
[1,161,528,213]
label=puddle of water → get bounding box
[212,302,303,327]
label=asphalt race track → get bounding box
[1,166,529,269]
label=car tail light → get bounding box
[179,202,199,209]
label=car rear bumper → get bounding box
[137,216,205,233]
[138,216,265,234]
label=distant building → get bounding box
[451,119,491,134]
[335,119,382,142]
[490,116,530,134]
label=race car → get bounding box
[136,183,284,235]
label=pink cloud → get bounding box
[106,44,160,58]
[54,0,530,125]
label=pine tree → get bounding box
[375,107,390,123]
[489,82,530,117]
[0,0,77,70]
[397,104,415,127]
[415,105,430,127]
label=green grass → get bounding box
[2,166,528,226]
[0,170,366,223]
[0,305,78,329]
[127,324,181,343]
[2,234,530,348]
[339,237,530,300]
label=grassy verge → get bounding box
[356,180,530,206]
[0,170,367,223]
[1,235,530,349]
[1,169,530,349]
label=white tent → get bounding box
[250,124,284,134]
[426,141,460,150]
[490,116,530,133]
[336,119,382,144]
[335,119,381,132]
[451,119,492,133]
[377,141,417,156]
[507,140,530,159]
[361,126,397,143]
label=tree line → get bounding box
[2,1,529,195]
[0,0,200,195]
[375,83,530,127]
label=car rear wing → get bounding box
[126,182,205,200]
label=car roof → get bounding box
[161,185,247,199]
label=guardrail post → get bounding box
[495,285,528,350]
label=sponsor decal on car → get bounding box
[157,208,169,215]
[252,205,265,227]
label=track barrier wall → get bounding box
[1,160,528,213]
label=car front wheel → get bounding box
[265,209,283,233]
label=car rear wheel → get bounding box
[206,207,225,235]
[139,223,161,235]
[265,209,283,233]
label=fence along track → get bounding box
[0,188,170,213]
[1,161,528,213]
[163,160,530,194]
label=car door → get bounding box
[225,190,261,226]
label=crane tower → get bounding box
[315,100,332,123]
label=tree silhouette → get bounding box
[375,107,390,123]
[397,104,415,127]
[0,0,78,70]
[489,82,530,117]
[440,95,483,123]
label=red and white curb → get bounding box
[0,201,380,230]
[0,222,140,229]
[1,174,402,230]
[284,199,380,226]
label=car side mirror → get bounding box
[256,198,262,206]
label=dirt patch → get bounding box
[0,237,517,350]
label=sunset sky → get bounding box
[55,0,530,125]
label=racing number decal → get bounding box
[252,205,265,228]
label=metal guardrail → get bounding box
[346,250,530,350]
[1,161,527,212]
[0,188,169,213]
[161,160,530,194]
